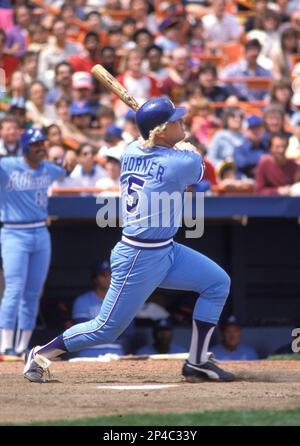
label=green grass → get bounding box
[4,408,300,426]
[268,354,300,361]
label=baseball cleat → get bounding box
[182,359,235,382]
[23,347,51,383]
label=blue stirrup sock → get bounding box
[188,320,215,365]
[35,335,68,359]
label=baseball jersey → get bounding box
[72,290,104,321]
[211,344,259,361]
[120,141,204,240]
[0,157,65,223]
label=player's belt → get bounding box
[121,235,173,248]
[3,221,47,229]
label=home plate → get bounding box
[97,384,178,390]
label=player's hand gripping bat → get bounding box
[91,64,140,112]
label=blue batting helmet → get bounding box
[21,128,46,155]
[135,96,186,140]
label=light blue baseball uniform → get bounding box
[71,291,124,357]
[63,141,230,352]
[0,157,65,331]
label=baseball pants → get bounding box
[63,241,230,352]
[0,227,51,330]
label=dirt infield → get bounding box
[1,359,300,424]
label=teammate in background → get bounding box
[211,315,259,361]
[0,129,65,356]
[135,319,186,355]
[71,260,125,358]
[24,96,234,383]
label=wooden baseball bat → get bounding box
[91,64,140,112]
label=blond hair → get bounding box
[139,122,168,148]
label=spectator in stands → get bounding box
[70,142,106,187]
[132,28,154,55]
[38,18,82,88]
[27,24,48,54]
[68,101,96,145]
[198,63,231,103]
[107,26,125,57]
[8,97,27,129]
[99,124,125,158]
[161,47,197,104]
[47,144,79,191]
[289,9,300,35]
[214,159,254,195]
[220,39,273,101]
[234,115,267,178]
[248,8,281,60]
[85,10,105,34]
[187,18,206,57]
[208,107,246,167]
[116,48,160,114]
[46,62,73,105]
[61,1,83,43]
[185,135,217,193]
[44,124,65,149]
[130,0,158,35]
[71,72,99,123]
[270,27,300,80]
[96,106,116,139]
[26,81,57,128]
[47,145,65,167]
[287,115,300,161]
[202,0,243,45]
[143,44,170,83]
[211,315,259,360]
[255,133,300,195]
[69,31,102,74]
[121,17,137,43]
[71,260,125,357]
[262,103,292,147]
[0,116,22,157]
[5,4,30,57]
[269,78,295,119]
[100,46,118,77]
[122,109,139,144]
[135,319,186,355]
[0,28,19,81]
[63,149,77,176]
[189,98,219,146]
[20,51,38,86]
[7,70,26,102]
[54,97,83,148]
[95,149,121,196]
[244,0,269,33]
[155,16,181,54]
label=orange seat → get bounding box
[195,53,224,67]
[221,77,273,90]
[221,43,244,66]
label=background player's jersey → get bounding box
[0,157,65,223]
[121,141,204,240]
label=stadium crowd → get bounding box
[1,0,300,195]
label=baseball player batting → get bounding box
[0,129,65,356]
[23,96,234,383]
